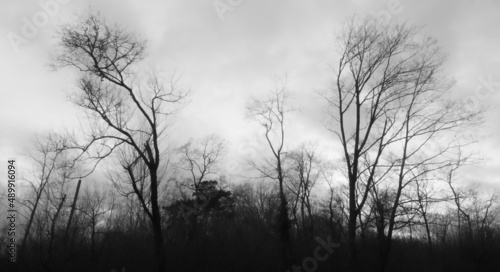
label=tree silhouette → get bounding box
[54,11,188,272]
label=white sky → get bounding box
[1,0,499,190]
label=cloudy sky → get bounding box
[1,0,499,188]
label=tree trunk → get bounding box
[149,168,166,272]
[306,193,314,238]
[422,211,433,255]
[278,164,291,270]
[21,191,43,257]
[348,177,358,271]
[300,198,306,238]
[64,179,82,245]
[91,218,96,264]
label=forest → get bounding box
[1,10,499,272]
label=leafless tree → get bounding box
[177,135,226,192]
[169,135,227,241]
[286,143,321,238]
[39,177,69,272]
[19,133,79,259]
[78,187,114,263]
[321,163,349,241]
[54,11,188,272]
[430,209,454,245]
[246,78,293,269]
[446,150,476,242]
[232,180,280,233]
[323,16,483,269]
[446,152,499,244]
[410,173,442,253]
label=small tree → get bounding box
[286,144,321,238]
[78,187,114,264]
[177,135,227,193]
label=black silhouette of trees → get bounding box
[5,7,499,272]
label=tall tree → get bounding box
[54,12,188,272]
[246,79,293,269]
[324,16,482,270]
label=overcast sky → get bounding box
[1,0,499,189]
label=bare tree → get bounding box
[177,135,226,192]
[246,79,292,269]
[324,16,482,270]
[19,133,78,259]
[286,143,321,238]
[446,152,499,244]
[446,151,476,242]
[411,173,442,253]
[40,178,68,272]
[430,209,454,245]
[170,135,227,241]
[78,187,113,264]
[470,191,499,244]
[321,164,349,241]
[232,180,281,234]
[54,11,188,272]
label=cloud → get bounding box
[0,0,499,187]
